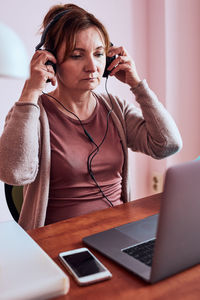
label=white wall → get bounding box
[1,0,147,219]
[1,0,199,220]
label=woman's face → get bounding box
[56,26,106,92]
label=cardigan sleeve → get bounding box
[125,80,182,159]
[0,102,41,185]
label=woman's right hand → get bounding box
[19,50,57,103]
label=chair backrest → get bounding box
[4,184,23,222]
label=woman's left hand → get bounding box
[107,46,141,88]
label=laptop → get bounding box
[83,160,200,283]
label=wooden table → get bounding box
[28,193,200,300]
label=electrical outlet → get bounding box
[151,172,164,193]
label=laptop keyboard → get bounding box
[122,239,156,267]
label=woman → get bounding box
[0,4,182,230]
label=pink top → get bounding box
[0,80,182,230]
[42,94,124,224]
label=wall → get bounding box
[165,0,200,165]
[1,0,200,219]
[0,0,146,219]
[138,0,200,198]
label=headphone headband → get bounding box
[35,8,115,78]
[35,9,70,51]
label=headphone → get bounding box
[37,9,116,207]
[35,9,116,78]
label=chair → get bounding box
[4,184,23,222]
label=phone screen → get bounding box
[62,250,105,277]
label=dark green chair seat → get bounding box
[4,184,23,222]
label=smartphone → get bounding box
[58,247,112,286]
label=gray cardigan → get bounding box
[0,80,182,230]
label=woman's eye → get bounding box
[95,53,104,57]
[71,55,82,59]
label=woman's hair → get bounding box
[41,3,110,62]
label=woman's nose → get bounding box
[84,57,97,72]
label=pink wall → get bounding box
[0,0,200,220]
[134,0,200,199]
[165,0,200,165]
[0,0,139,219]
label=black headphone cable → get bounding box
[42,78,114,207]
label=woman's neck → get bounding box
[48,88,96,120]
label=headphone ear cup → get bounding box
[103,53,116,78]
[45,60,56,83]
[45,60,56,73]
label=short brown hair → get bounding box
[41,3,110,62]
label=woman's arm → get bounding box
[0,102,41,185]
[125,80,182,158]
[0,49,56,185]
[107,45,182,158]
